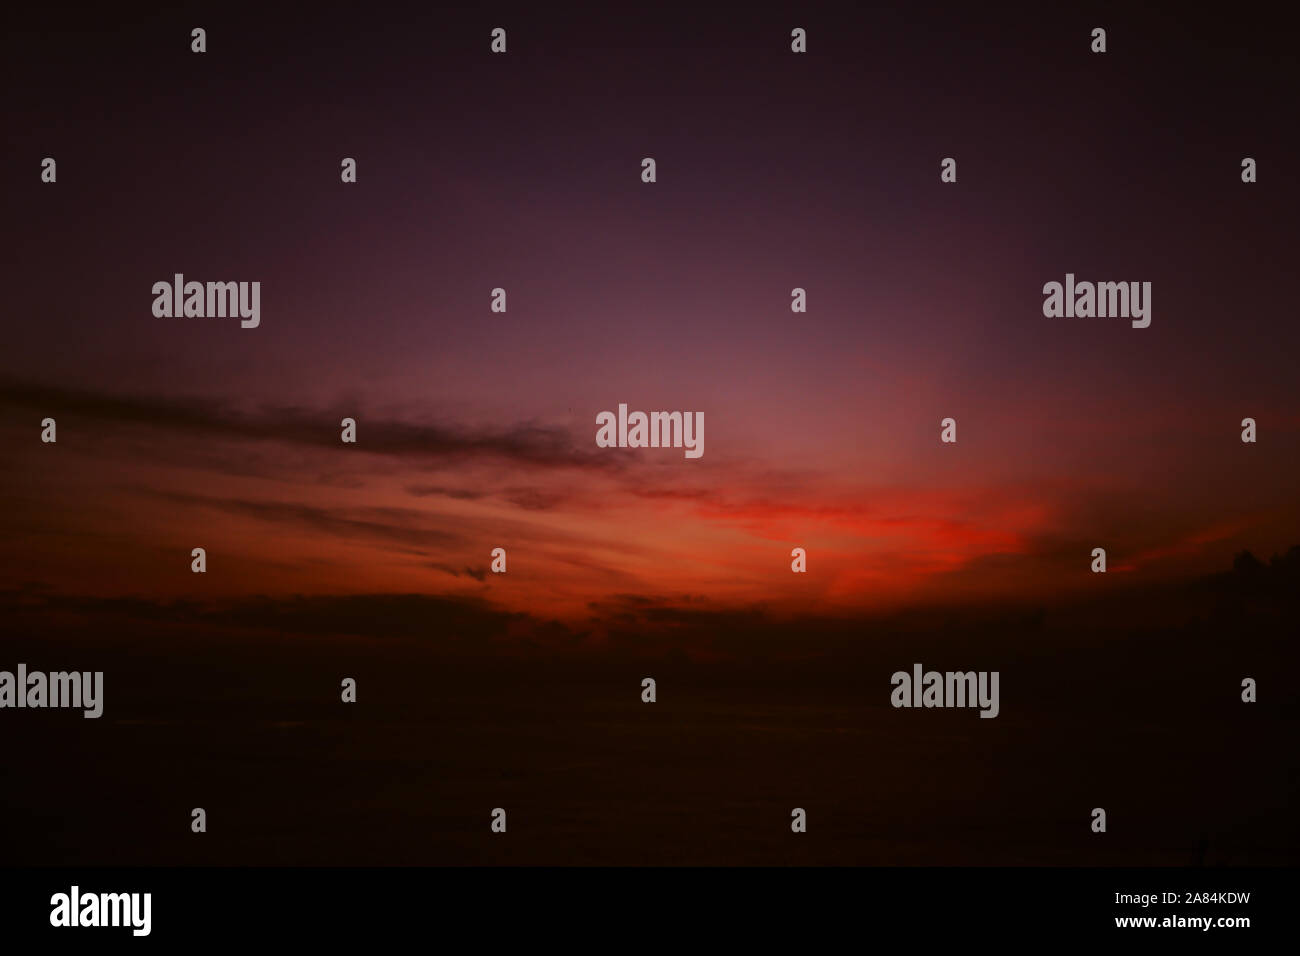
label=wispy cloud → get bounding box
[0,378,616,473]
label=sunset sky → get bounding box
[4,3,1297,622]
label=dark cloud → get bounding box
[428,563,489,582]
[0,378,617,473]
[405,485,489,500]
[404,483,575,511]
[153,491,466,550]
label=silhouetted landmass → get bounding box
[1,548,1296,866]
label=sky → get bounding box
[3,2,1298,623]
